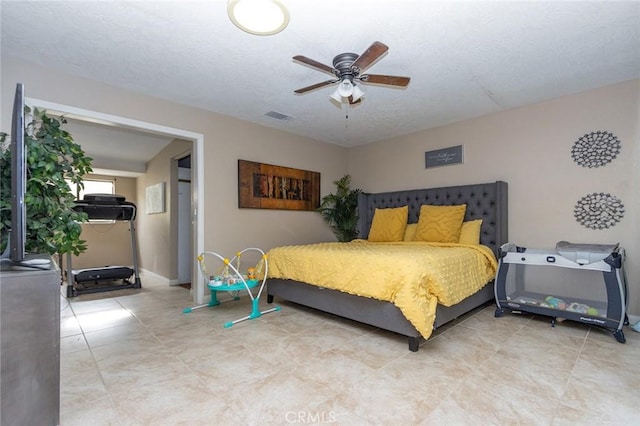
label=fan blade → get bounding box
[351,41,389,73]
[360,74,410,87]
[293,55,336,76]
[294,80,337,94]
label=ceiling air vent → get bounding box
[264,111,293,122]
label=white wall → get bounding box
[348,79,640,314]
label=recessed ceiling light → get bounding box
[227,0,290,36]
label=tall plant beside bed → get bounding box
[317,174,362,242]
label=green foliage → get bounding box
[317,175,362,242]
[0,108,93,256]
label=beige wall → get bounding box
[136,139,191,281]
[4,57,638,315]
[2,58,345,281]
[348,79,640,314]
[67,174,137,270]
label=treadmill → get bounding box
[66,194,142,297]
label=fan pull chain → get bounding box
[343,103,349,129]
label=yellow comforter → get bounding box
[267,240,497,339]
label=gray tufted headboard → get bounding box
[357,181,508,256]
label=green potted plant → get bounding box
[317,174,362,242]
[0,108,93,257]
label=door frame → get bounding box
[175,153,193,286]
[26,97,206,304]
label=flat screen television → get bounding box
[2,83,52,270]
[1,83,26,263]
[10,83,26,263]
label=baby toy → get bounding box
[587,307,599,316]
[184,248,280,327]
[247,267,256,280]
[544,296,567,310]
[567,302,589,314]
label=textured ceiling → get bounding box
[2,1,639,151]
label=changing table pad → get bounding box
[556,241,619,265]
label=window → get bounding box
[67,178,116,224]
[67,178,114,200]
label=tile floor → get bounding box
[60,273,639,425]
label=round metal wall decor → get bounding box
[571,131,621,168]
[574,192,624,230]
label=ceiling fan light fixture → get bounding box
[227,0,290,36]
[337,79,354,97]
[329,87,343,103]
[351,85,364,102]
[293,41,408,108]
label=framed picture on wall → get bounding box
[425,145,464,168]
[238,160,320,211]
[145,182,165,214]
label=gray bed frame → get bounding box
[266,181,508,351]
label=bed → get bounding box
[266,181,508,351]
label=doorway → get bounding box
[176,154,192,286]
[26,97,206,304]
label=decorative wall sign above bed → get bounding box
[425,145,464,168]
[238,160,320,210]
[571,131,621,168]
[574,192,625,230]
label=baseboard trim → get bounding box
[140,268,171,285]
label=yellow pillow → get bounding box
[367,206,408,242]
[414,204,467,243]
[459,219,483,245]
[403,223,418,241]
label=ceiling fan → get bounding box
[293,41,410,105]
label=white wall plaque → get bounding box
[146,182,165,214]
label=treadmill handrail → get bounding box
[73,202,136,221]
